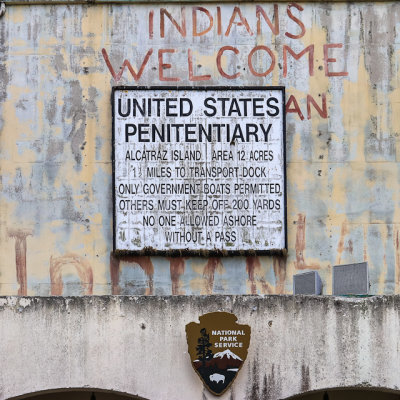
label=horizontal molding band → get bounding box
[1,0,392,5]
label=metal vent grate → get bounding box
[332,262,369,295]
[293,271,322,295]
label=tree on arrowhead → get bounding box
[196,328,213,367]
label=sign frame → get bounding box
[112,86,287,257]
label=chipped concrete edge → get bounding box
[1,0,391,5]
[0,294,397,310]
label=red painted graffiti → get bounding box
[101,48,153,82]
[102,44,346,84]
[50,253,93,295]
[149,4,305,39]
[294,214,319,270]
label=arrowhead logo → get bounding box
[185,312,251,396]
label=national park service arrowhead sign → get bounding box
[185,312,251,396]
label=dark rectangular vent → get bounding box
[293,271,322,295]
[332,262,369,295]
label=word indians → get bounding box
[102,4,348,82]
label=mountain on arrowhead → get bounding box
[193,349,243,370]
[213,350,243,361]
[208,349,243,370]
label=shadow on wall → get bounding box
[12,388,400,400]
[11,389,148,400]
[286,388,400,400]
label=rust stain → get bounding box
[203,257,222,294]
[50,253,93,295]
[168,257,186,295]
[260,278,274,294]
[110,255,154,295]
[273,256,287,294]
[294,214,319,270]
[294,214,306,269]
[128,256,154,276]
[110,252,120,295]
[8,228,32,296]
[129,256,154,295]
[246,256,261,294]
[336,220,349,265]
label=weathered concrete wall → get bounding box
[0,2,400,295]
[1,295,400,400]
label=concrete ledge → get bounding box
[1,1,389,5]
[0,295,399,400]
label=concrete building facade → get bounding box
[0,0,400,399]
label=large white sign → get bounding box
[113,87,286,254]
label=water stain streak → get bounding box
[169,257,186,295]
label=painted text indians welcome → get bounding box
[103,4,349,121]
